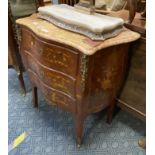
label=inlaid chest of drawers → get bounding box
[16,14,140,146]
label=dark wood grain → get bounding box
[38,0,45,6]
[127,0,137,24]
[59,0,79,5]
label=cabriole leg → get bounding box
[17,71,26,96]
[32,86,38,108]
[106,98,116,124]
[75,115,85,147]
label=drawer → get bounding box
[28,69,76,113]
[21,29,79,77]
[42,84,76,113]
[23,51,76,98]
[21,29,34,51]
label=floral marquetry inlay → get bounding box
[38,69,75,97]
[42,46,71,68]
[97,66,120,91]
[47,91,69,106]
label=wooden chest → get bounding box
[16,14,140,146]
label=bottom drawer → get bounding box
[28,69,76,113]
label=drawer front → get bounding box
[21,29,79,77]
[21,29,34,51]
[28,69,76,113]
[43,85,76,113]
[23,50,76,98]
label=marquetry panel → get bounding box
[88,44,129,113]
[28,69,76,113]
[21,28,79,77]
[23,50,76,98]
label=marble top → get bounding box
[16,14,140,55]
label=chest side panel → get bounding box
[88,44,129,113]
